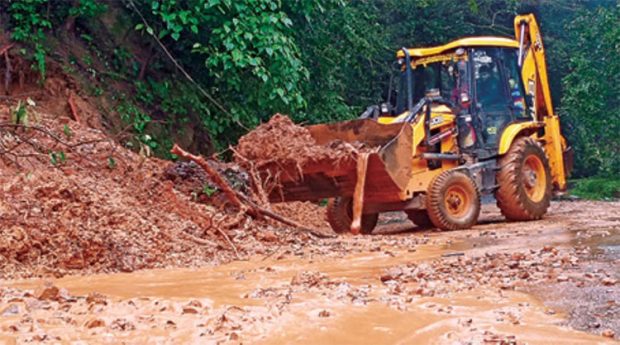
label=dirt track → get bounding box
[2,200,619,344]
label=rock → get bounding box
[182,307,199,314]
[557,275,569,282]
[85,319,105,328]
[1,304,20,316]
[86,292,107,305]
[259,230,278,242]
[318,310,330,318]
[380,267,403,283]
[602,329,615,338]
[290,271,325,287]
[34,284,60,301]
[110,318,135,331]
[506,261,519,269]
[187,300,203,308]
[601,278,617,286]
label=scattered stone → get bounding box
[86,292,107,305]
[1,304,20,316]
[34,283,60,301]
[602,329,615,338]
[601,278,617,286]
[182,307,199,314]
[259,230,279,243]
[380,267,403,283]
[85,319,105,328]
[318,310,331,317]
[110,318,136,331]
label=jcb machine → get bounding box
[260,14,572,234]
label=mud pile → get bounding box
[234,114,371,169]
[0,105,326,279]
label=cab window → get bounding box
[472,48,513,147]
[502,48,530,119]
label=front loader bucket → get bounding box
[263,119,412,203]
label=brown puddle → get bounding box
[2,238,616,344]
[257,291,610,345]
[7,244,444,304]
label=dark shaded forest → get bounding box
[1,0,618,179]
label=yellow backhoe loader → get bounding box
[258,14,572,234]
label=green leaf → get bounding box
[108,156,117,169]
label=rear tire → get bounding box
[426,170,481,230]
[496,137,552,220]
[405,210,433,228]
[326,197,378,235]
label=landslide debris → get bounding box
[0,104,329,279]
[234,114,372,170]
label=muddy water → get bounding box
[8,245,444,303]
[3,240,615,344]
[260,292,608,345]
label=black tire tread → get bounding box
[426,170,481,231]
[495,137,552,221]
[326,197,378,235]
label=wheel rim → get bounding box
[443,185,470,218]
[522,154,546,202]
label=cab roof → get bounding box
[396,36,519,59]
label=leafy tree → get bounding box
[561,5,620,177]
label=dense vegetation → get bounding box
[1,0,618,180]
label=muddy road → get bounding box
[1,200,619,344]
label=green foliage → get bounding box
[117,99,152,134]
[63,124,73,139]
[561,5,620,177]
[107,156,117,169]
[4,0,618,182]
[7,0,108,80]
[202,184,218,197]
[134,0,309,135]
[8,0,51,80]
[68,0,107,18]
[571,178,620,200]
[10,101,29,126]
[49,151,67,166]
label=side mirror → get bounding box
[380,102,392,116]
[460,92,471,107]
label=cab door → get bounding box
[471,47,522,151]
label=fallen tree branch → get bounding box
[0,43,15,56]
[170,144,336,239]
[237,194,334,238]
[171,144,246,212]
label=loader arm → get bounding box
[514,14,569,191]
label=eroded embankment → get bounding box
[0,105,333,279]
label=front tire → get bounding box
[326,197,378,235]
[426,170,481,230]
[496,137,552,220]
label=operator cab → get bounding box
[381,38,532,157]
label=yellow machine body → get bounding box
[263,14,569,213]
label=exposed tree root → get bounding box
[170,144,335,239]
